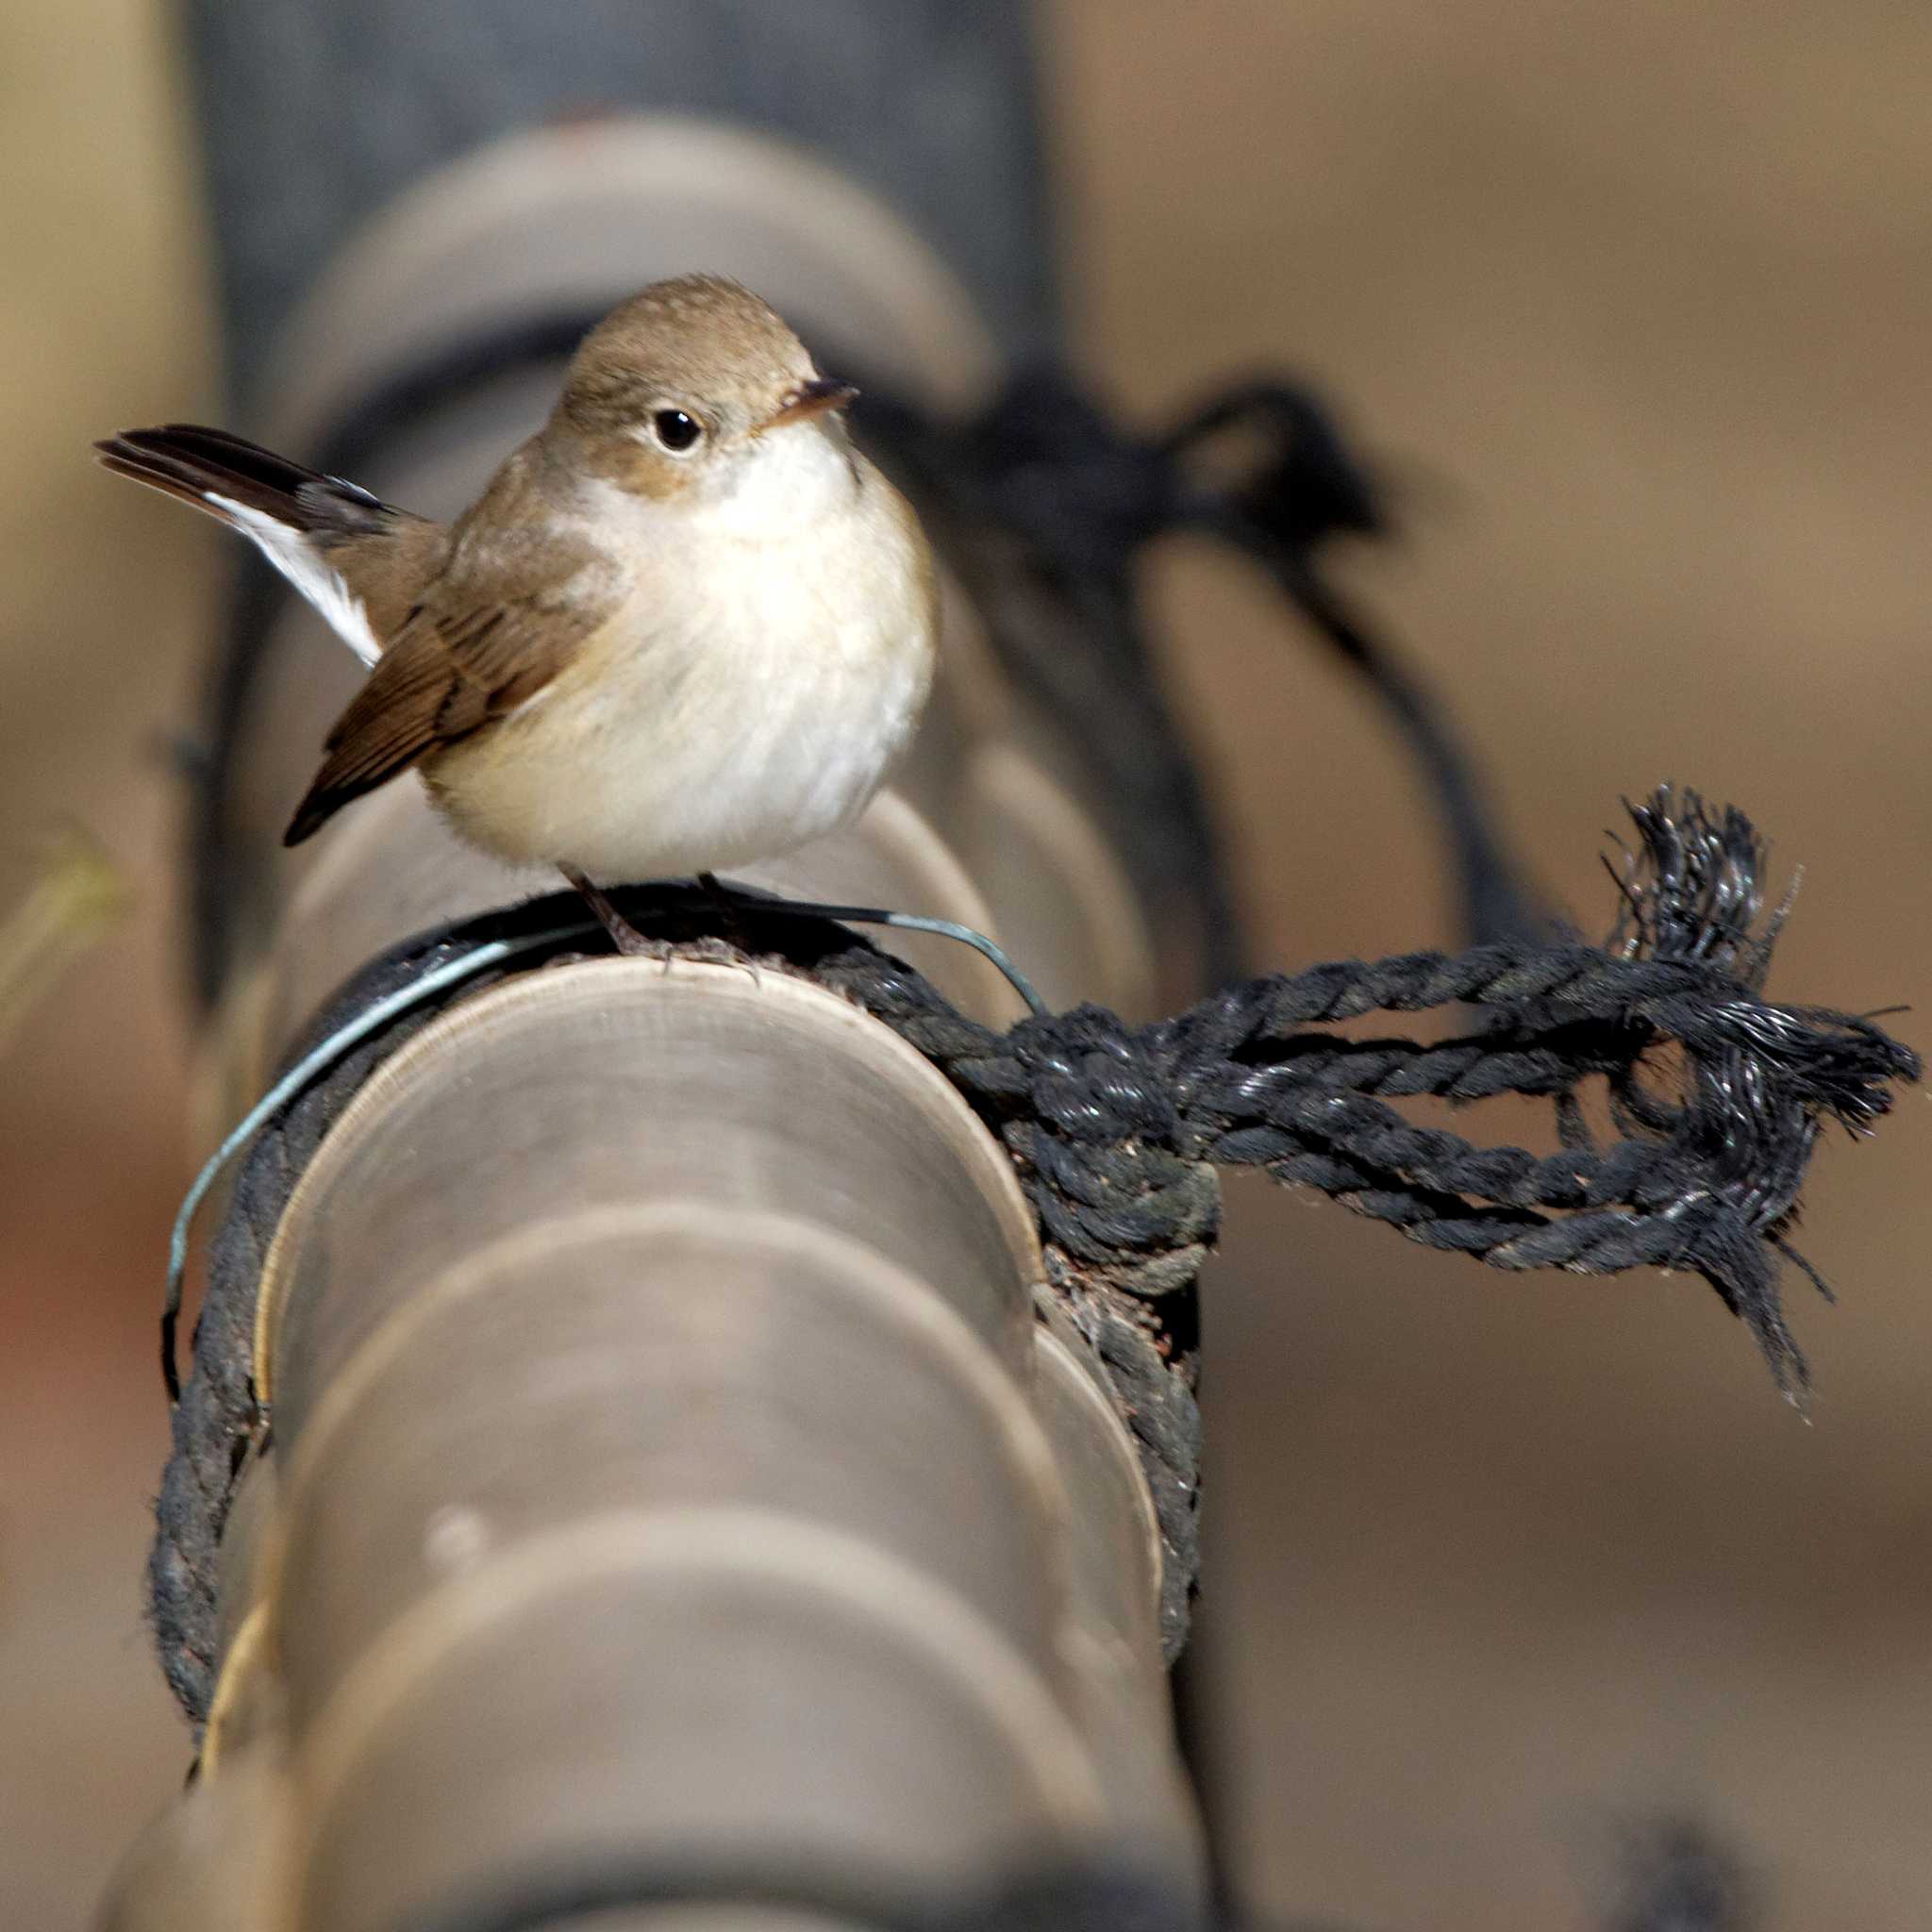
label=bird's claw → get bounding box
[675,933,762,987]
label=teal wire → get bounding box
[162,919,597,1400]
[698,876,1049,1016]
[162,897,1044,1402]
[798,906,1047,1017]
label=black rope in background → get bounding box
[861,366,1546,964]
[391,1816,1757,1932]
[153,788,1917,1730]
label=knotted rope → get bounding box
[175,337,1538,1720]
[151,787,1916,1724]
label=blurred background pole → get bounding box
[176,0,1062,408]
[107,6,1215,1924]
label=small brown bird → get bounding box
[97,275,939,947]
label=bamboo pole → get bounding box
[110,143,1194,1925]
[113,960,1202,1930]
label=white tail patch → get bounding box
[207,493,383,665]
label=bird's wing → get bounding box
[283,525,621,846]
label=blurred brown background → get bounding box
[3,3,1927,1926]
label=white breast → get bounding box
[424,434,936,883]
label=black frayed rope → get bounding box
[174,330,1537,1729]
[175,323,1540,1735]
[386,1822,1757,1932]
[151,787,1916,1727]
[860,363,1544,970]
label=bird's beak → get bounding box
[763,376,859,432]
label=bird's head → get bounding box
[556,275,858,503]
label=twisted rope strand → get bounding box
[148,793,1917,1724]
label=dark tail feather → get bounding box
[283,784,345,848]
[92,424,396,536]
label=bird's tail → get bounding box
[93,425,419,665]
[93,424,397,539]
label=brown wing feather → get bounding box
[282,623,450,842]
[282,466,617,845]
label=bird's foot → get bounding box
[676,931,763,988]
[563,869,1045,1011]
[560,867,761,982]
[560,865,675,963]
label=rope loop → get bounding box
[150,785,1916,1725]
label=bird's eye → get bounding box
[652,408,703,453]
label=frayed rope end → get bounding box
[1606,787,1919,1391]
